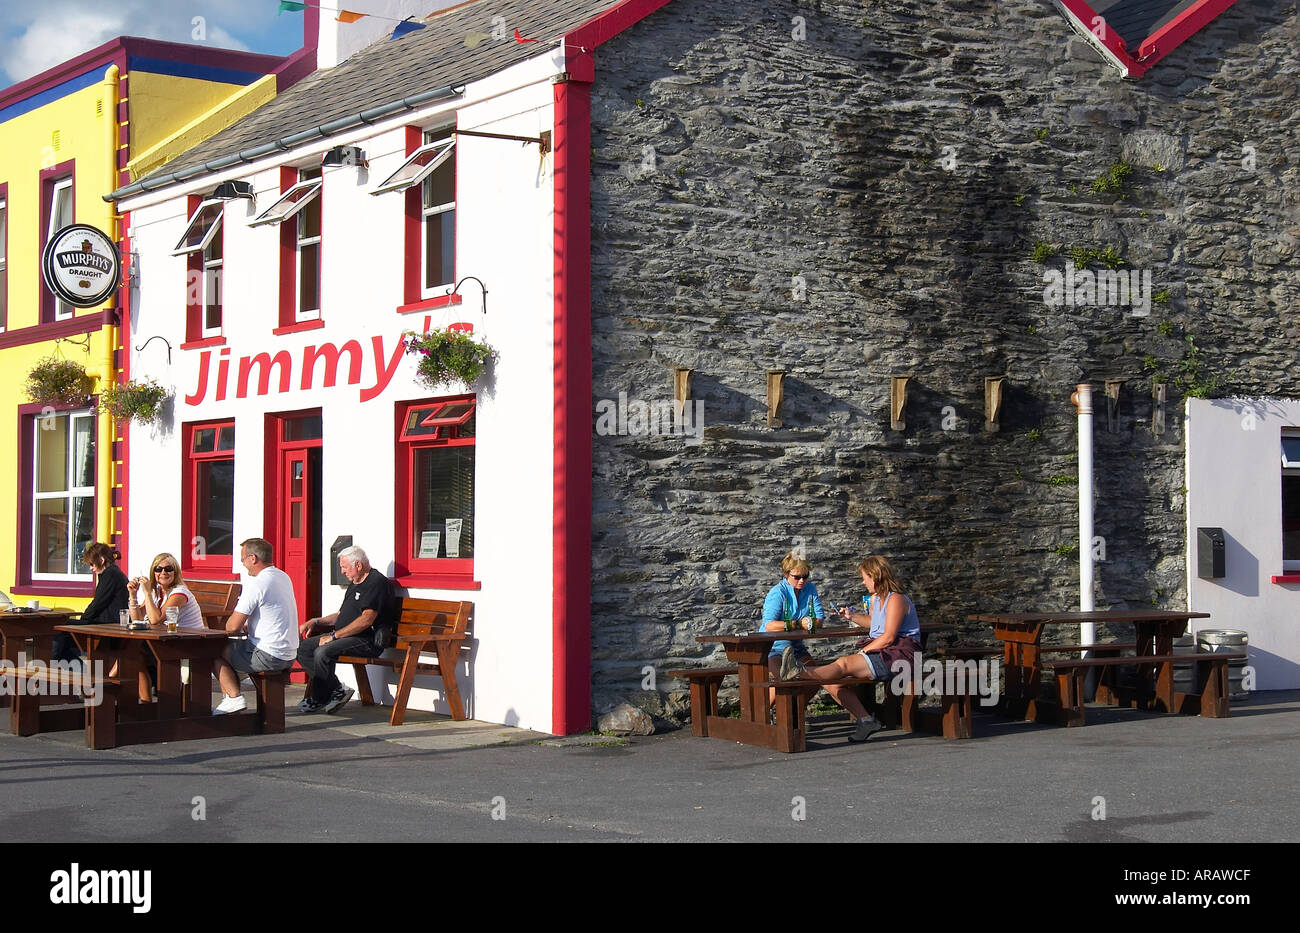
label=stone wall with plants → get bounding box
[584,0,1300,726]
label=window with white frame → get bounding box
[254,167,322,322]
[32,409,95,579]
[373,129,455,297]
[1283,432,1300,571]
[174,199,224,338]
[47,178,75,320]
[0,194,7,330]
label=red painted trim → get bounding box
[272,320,326,335]
[397,294,462,315]
[393,395,477,578]
[551,77,594,736]
[277,167,296,328]
[117,220,132,571]
[403,125,422,304]
[184,193,202,340]
[186,572,241,582]
[1054,0,1144,74]
[1137,0,1239,63]
[0,309,112,349]
[10,583,95,598]
[393,575,483,591]
[182,419,238,576]
[38,159,75,323]
[180,336,227,350]
[564,0,675,81]
[274,2,319,93]
[1270,574,1300,584]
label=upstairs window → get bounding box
[175,198,224,339]
[44,174,75,321]
[0,191,7,330]
[375,128,455,304]
[254,167,323,327]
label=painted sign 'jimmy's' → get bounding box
[184,336,406,405]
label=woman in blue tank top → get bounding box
[779,555,922,742]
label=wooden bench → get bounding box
[665,666,737,736]
[186,580,242,629]
[336,597,472,725]
[9,664,119,736]
[1042,651,1246,726]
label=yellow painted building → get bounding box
[0,37,306,609]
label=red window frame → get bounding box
[0,181,8,330]
[394,395,476,583]
[39,160,75,323]
[180,194,225,343]
[398,125,459,310]
[275,166,323,331]
[182,419,237,577]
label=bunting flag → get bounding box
[514,28,539,43]
[391,18,425,40]
[463,30,493,48]
[278,1,306,13]
[336,10,367,23]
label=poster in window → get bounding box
[418,531,441,559]
[445,519,462,558]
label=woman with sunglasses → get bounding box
[128,554,205,631]
[760,551,826,712]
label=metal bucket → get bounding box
[1196,629,1249,701]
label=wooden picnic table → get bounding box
[968,609,1211,720]
[54,622,285,749]
[0,608,78,730]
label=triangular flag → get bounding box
[336,10,367,23]
[277,1,306,14]
[464,31,492,48]
[391,18,425,40]
[514,28,539,43]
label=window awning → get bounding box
[400,398,475,441]
[371,139,455,195]
[249,179,322,227]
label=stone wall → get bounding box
[586,0,1300,724]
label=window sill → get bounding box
[11,582,95,598]
[1270,574,1300,584]
[181,336,226,350]
[397,294,462,315]
[184,569,241,582]
[393,574,481,591]
[272,320,326,336]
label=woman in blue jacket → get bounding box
[760,551,825,713]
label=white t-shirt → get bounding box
[167,584,206,631]
[234,566,300,661]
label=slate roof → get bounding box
[134,0,623,188]
[1091,0,1199,49]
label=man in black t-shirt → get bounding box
[295,545,396,714]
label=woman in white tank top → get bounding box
[129,552,206,630]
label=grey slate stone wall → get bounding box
[586,0,1300,724]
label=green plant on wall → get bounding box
[1030,242,1058,264]
[99,378,170,427]
[1090,160,1133,197]
[25,356,93,407]
[1175,334,1221,398]
[402,328,497,390]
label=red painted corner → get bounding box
[564,0,675,81]
[552,76,593,736]
[1137,0,1239,62]
[1270,574,1300,584]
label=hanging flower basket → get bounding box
[25,356,94,408]
[401,328,497,390]
[99,378,170,427]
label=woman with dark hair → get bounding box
[780,555,922,743]
[52,542,128,663]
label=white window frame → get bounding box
[371,138,455,195]
[48,178,75,321]
[171,199,224,255]
[294,170,322,322]
[249,179,322,227]
[0,195,7,332]
[31,409,95,581]
[420,138,456,297]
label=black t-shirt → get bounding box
[82,564,129,625]
[337,568,395,644]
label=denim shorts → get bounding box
[859,651,889,680]
[227,639,294,673]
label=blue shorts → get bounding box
[859,651,889,680]
[769,639,811,659]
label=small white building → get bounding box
[111,0,641,732]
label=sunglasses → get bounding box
[154,566,177,574]
[789,573,809,581]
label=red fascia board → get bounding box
[121,37,286,76]
[1137,0,1239,63]
[0,43,127,109]
[564,0,676,82]
[1055,0,1145,75]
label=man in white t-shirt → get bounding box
[212,537,300,715]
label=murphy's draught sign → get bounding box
[41,224,122,308]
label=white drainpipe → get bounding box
[1071,383,1096,648]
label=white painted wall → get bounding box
[1186,397,1300,690]
[122,52,562,731]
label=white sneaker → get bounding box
[213,694,247,715]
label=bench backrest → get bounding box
[185,580,242,629]
[394,597,472,638]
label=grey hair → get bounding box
[240,537,273,565]
[338,546,370,568]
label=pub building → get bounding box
[110,0,1300,736]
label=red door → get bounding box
[282,450,310,626]
[269,411,322,629]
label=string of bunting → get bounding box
[275,1,559,44]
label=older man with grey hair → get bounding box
[295,546,396,714]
